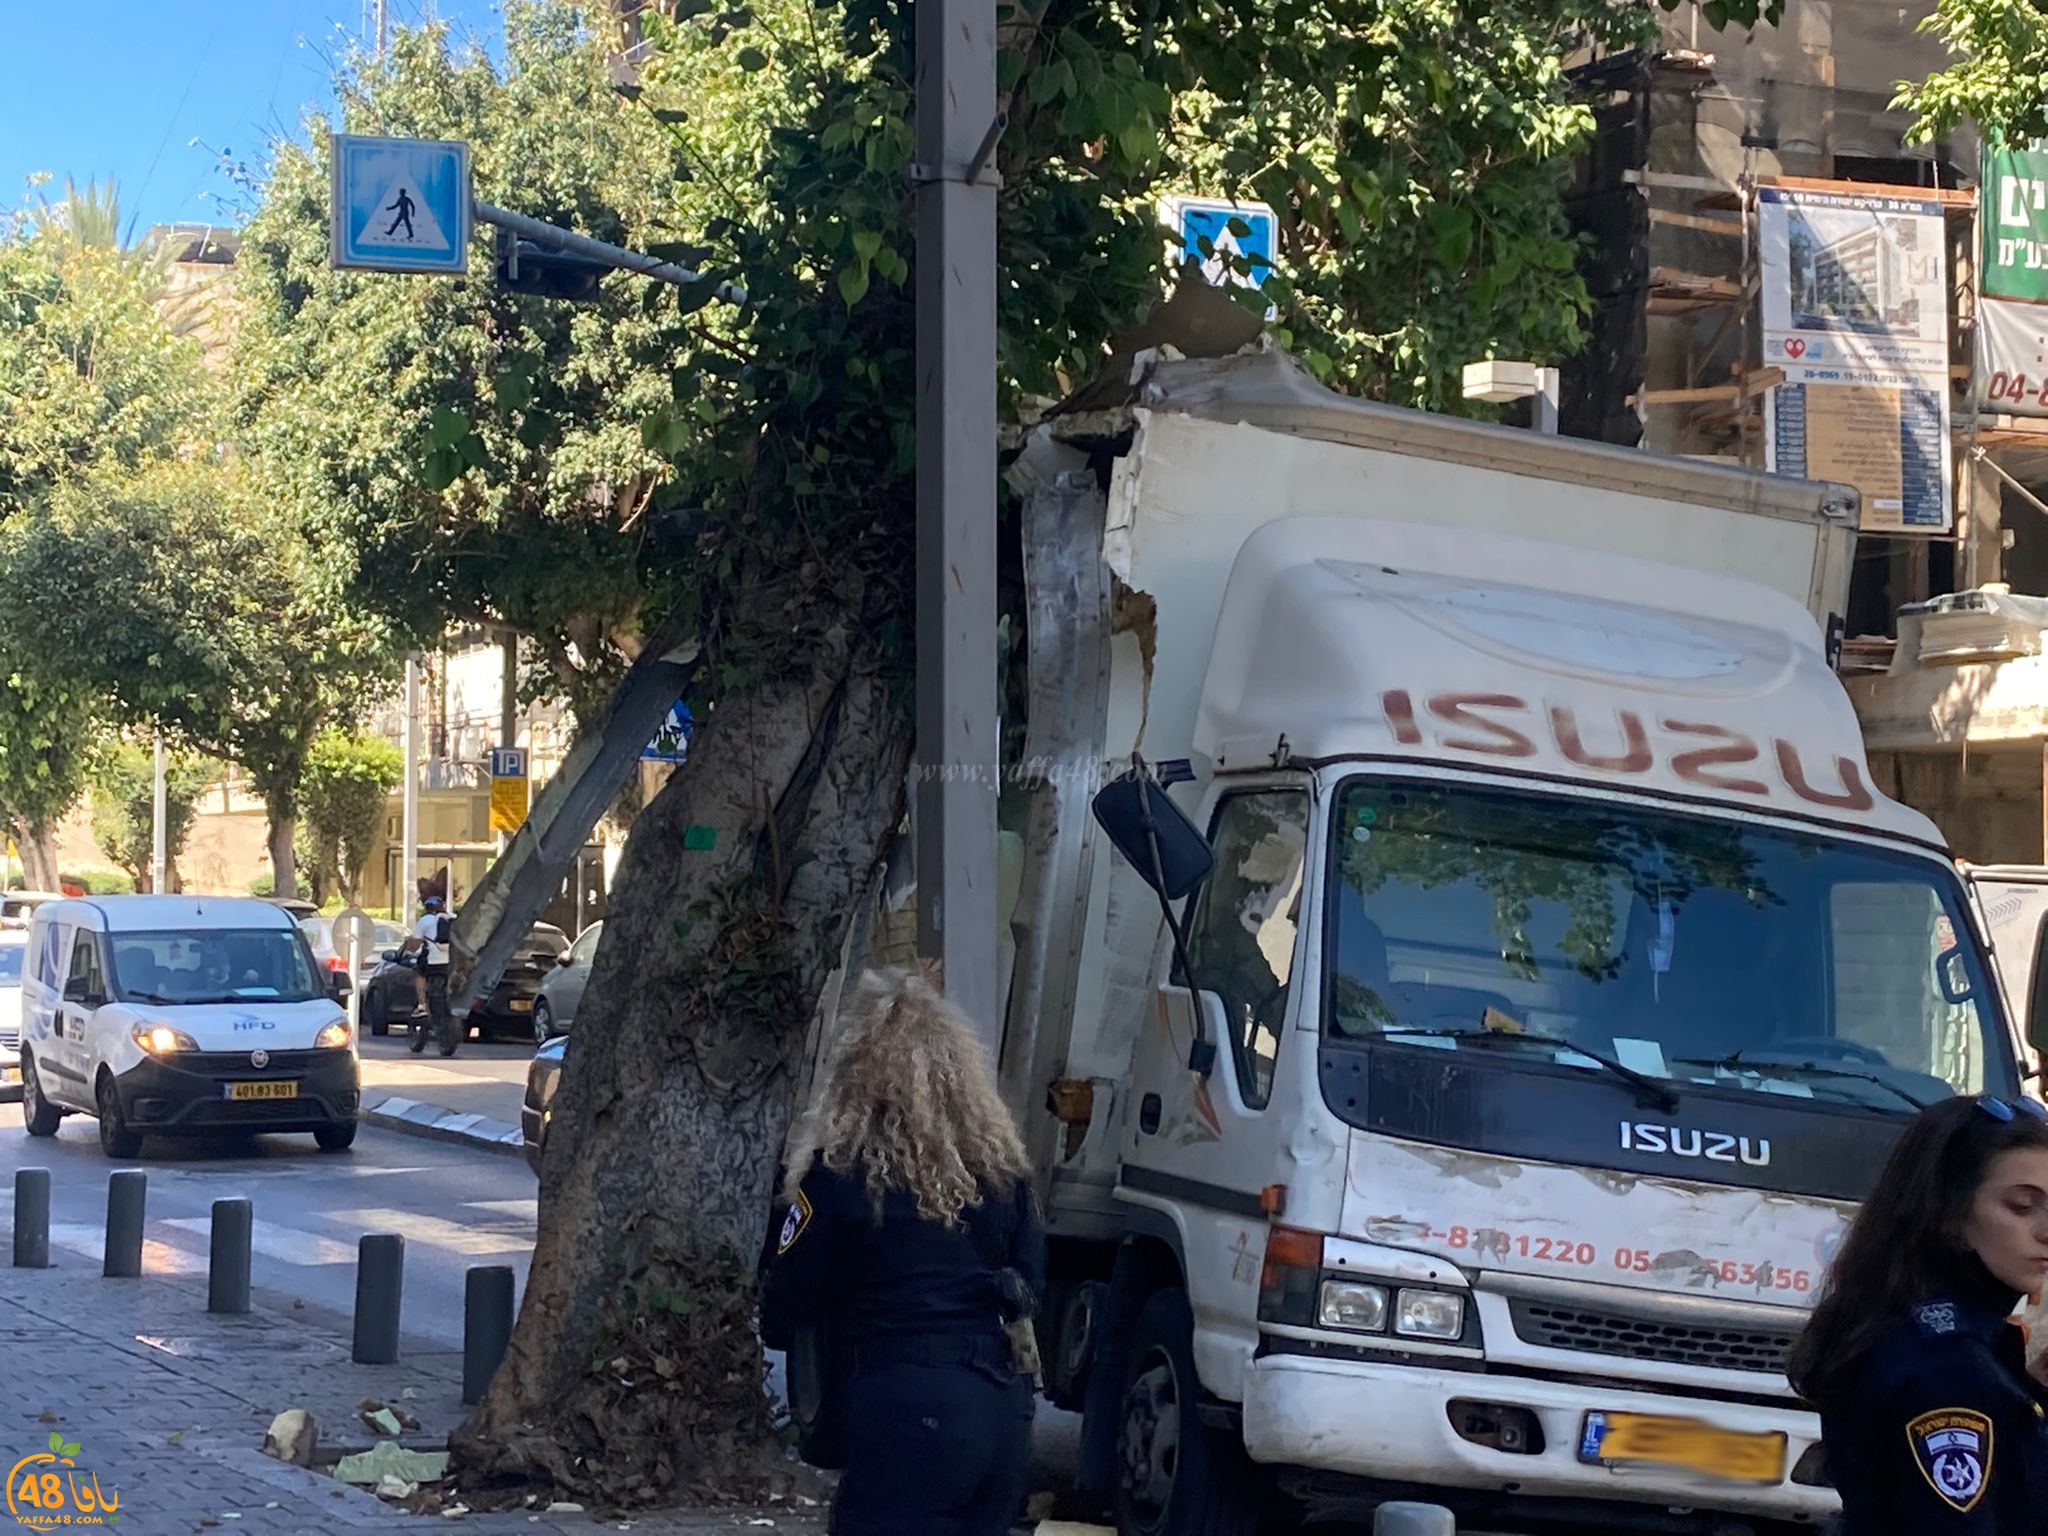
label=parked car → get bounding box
[1,891,64,930]
[0,929,24,1102]
[531,920,601,1044]
[298,915,403,997]
[358,921,571,1040]
[264,897,321,921]
[521,1034,565,1174]
[19,895,357,1156]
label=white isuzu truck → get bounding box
[978,342,2026,1535]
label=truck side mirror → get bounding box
[2027,916,2048,1066]
[1091,773,1213,901]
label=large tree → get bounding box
[297,728,404,905]
[1897,0,2048,145]
[87,738,212,893]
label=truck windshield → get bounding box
[1325,780,2006,1112]
[108,930,323,1005]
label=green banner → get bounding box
[1983,143,2048,303]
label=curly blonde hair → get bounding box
[783,964,1031,1225]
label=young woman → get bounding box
[1788,1095,2048,1532]
[762,965,1042,1536]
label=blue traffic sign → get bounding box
[643,701,694,763]
[488,747,527,778]
[331,134,471,275]
[1169,197,1277,290]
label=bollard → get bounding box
[352,1234,404,1364]
[208,1198,252,1315]
[1374,1503,1457,1536]
[462,1265,516,1405]
[103,1171,146,1278]
[12,1168,49,1269]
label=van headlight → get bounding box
[315,1020,352,1050]
[132,1022,198,1055]
[1395,1289,1467,1341]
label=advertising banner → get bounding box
[1760,185,1952,535]
[1979,143,2048,416]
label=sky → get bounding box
[0,0,507,238]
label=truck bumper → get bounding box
[1241,1352,1834,1524]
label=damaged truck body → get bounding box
[988,342,2023,1534]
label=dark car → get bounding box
[358,921,571,1041]
[521,1034,565,1175]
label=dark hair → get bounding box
[1788,1097,2048,1408]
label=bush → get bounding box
[62,868,135,895]
[249,872,276,897]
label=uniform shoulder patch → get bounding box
[1914,1302,1961,1336]
[1907,1407,1994,1513]
[777,1190,814,1255]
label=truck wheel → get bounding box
[21,1052,62,1137]
[1115,1289,1267,1536]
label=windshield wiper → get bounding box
[1387,1026,1680,1112]
[1671,1054,1931,1113]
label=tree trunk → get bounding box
[267,813,298,901]
[19,822,61,892]
[451,613,908,1505]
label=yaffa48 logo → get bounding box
[7,1432,121,1525]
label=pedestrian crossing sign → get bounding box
[331,134,471,275]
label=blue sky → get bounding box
[0,0,506,238]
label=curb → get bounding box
[362,1094,529,1162]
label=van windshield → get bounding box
[109,930,322,1005]
[1324,779,2008,1113]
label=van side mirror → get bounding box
[1090,772,1213,902]
[62,976,96,1006]
[2027,916,2048,1066]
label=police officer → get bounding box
[1789,1094,2048,1532]
[762,965,1042,1536]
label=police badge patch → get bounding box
[777,1190,813,1255]
[1907,1408,1994,1513]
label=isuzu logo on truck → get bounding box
[1620,1121,1772,1167]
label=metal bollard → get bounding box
[352,1234,404,1364]
[462,1265,516,1405]
[103,1171,146,1278]
[1374,1503,1457,1536]
[12,1168,49,1269]
[208,1198,252,1315]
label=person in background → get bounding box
[1788,1095,2048,1533]
[400,894,454,1056]
[762,965,1042,1536]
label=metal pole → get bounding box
[403,653,421,926]
[151,732,167,895]
[462,1265,516,1405]
[208,1198,252,1315]
[353,1233,404,1364]
[1535,367,1560,436]
[374,0,386,58]
[104,1171,145,1278]
[12,1168,49,1269]
[471,202,746,304]
[913,0,1001,1052]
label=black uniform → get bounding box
[1821,1277,2048,1533]
[761,1158,1043,1536]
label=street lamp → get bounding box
[1462,360,1559,436]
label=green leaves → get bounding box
[423,405,488,490]
[47,1433,81,1459]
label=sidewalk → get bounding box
[356,1044,532,1162]
[0,1255,821,1535]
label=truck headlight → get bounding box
[1317,1280,1389,1333]
[1395,1288,1467,1341]
[315,1020,352,1050]
[132,1022,198,1055]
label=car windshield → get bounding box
[1324,780,2008,1113]
[109,929,323,1005]
[0,946,22,986]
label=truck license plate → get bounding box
[510,998,533,1012]
[225,1081,299,1101]
[1579,1412,1786,1483]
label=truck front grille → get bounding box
[1507,1297,1797,1375]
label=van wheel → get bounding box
[21,1052,61,1137]
[95,1074,142,1159]
[314,1120,357,1153]
[1115,1289,1271,1536]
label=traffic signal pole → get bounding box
[913,1,1002,1050]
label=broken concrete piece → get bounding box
[375,1474,419,1501]
[332,1442,450,1486]
[262,1410,318,1467]
[363,1408,404,1437]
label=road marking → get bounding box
[162,1216,359,1266]
[46,1222,206,1275]
[465,1199,538,1219]
[324,1207,531,1255]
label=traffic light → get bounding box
[495,228,613,302]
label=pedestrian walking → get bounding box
[1789,1094,2048,1533]
[762,964,1041,1536]
[400,894,456,1057]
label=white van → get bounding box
[19,896,359,1156]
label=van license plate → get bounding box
[509,998,533,1012]
[225,1081,298,1101]
[1579,1412,1786,1483]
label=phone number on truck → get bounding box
[1401,1224,1813,1291]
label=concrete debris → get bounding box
[262,1410,317,1467]
[375,1474,420,1501]
[332,1443,450,1486]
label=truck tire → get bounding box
[1114,1289,1266,1536]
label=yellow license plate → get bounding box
[225,1081,299,1101]
[509,998,533,1012]
[1580,1412,1787,1483]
